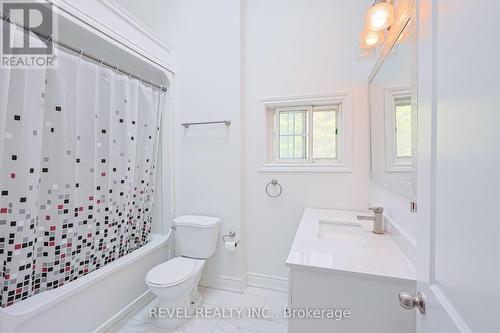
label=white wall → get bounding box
[242,0,373,280]
[170,0,245,282]
[118,0,375,284]
[115,0,245,282]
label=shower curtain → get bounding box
[0,22,164,307]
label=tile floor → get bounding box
[112,286,288,333]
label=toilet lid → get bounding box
[146,257,196,287]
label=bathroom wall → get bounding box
[242,0,373,281]
[117,0,374,285]
[115,0,246,285]
[168,0,245,284]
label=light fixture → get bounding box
[365,0,394,31]
[360,29,384,48]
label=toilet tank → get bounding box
[173,215,221,259]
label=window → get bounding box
[260,92,353,173]
[394,99,411,158]
[272,105,341,163]
[384,87,412,172]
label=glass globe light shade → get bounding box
[360,29,384,48]
[365,2,395,31]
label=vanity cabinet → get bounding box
[287,208,416,333]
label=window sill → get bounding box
[258,163,352,173]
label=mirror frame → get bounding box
[368,0,417,201]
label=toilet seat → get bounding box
[146,257,196,287]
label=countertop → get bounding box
[286,208,416,281]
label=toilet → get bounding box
[145,215,220,329]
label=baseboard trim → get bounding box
[199,274,248,293]
[199,272,289,294]
[93,290,155,333]
[246,273,288,292]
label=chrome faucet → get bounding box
[357,207,384,234]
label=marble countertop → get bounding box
[286,208,416,281]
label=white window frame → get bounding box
[310,105,342,163]
[258,92,353,173]
[271,105,342,164]
[273,106,309,162]
[384,86,412,173]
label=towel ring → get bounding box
[266,179,282,198]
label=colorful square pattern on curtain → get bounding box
[0,23,164,307]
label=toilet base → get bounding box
[155,291,192,329]
[154,281,203,329]
[146,258,206,330]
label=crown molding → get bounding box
[99,0,173,53]
[54,0,175,74]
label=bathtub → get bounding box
[0,233,172,333]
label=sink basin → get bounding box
[318,220,367,243]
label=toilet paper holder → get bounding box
[222,231,237,243]
[222,231,239,251]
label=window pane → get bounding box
[279,111,305,135]
[313,110,336,159]
[395,102,412,158]
[278,111,306,159]
[293,136,305,158]
[279,135,306,159]
[279,112,290,135]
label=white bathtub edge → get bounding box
[0,232,171,333]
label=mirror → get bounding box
[369,19,416,200]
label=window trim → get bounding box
[258,92,353,173]
[384,86,412,173]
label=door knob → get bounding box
[399,291,426,314]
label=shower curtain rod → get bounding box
[1,14,168,92]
